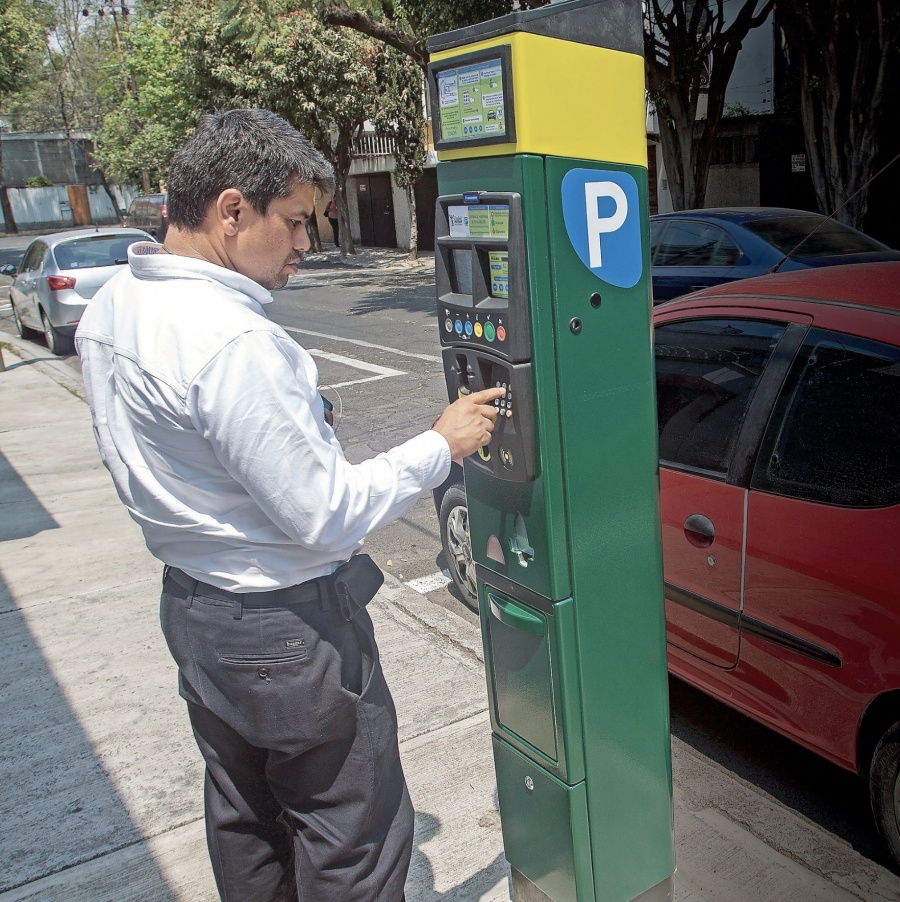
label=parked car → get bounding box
[124,193,168,241]
[649,207,900,302]
[434,261,900,866]
[2,228,151,355]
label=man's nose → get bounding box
[294,226,311,253]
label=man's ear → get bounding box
[216,189,245,237]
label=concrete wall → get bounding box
[0,184,139,231]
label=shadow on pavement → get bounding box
[0,449,58,546]
[0,459,176,897]
[668,675,896,874]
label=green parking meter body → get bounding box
[429,2,674,901]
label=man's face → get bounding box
[231,182,317,290]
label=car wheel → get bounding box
[439,483,478,608]
[11,300,40,341]
[40,309,74,356]
[870,720,900,869]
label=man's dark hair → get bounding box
[167,109,334,229]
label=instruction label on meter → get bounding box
[448,205,510,239]
[489,251,509,298]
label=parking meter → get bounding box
[429,2,675,900]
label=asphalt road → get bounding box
[2,245,899,891]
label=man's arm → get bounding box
[187,330,501,553]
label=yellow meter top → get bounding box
[428,2,647,168]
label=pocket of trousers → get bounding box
[211,648,330,750]
[339,610,381,703]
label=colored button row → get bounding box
[444,318,507,343]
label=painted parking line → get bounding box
[285,326,442,364]
[405,569,453,594]
[306,348,405,388]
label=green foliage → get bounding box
[24,174,53,186]
[0,0,49,96]
[3,0,122,134]
[371,45,425,191]
[723,101,758,118]
[93,12,197,186]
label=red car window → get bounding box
[655,318,784,474]
[752,329,900,507]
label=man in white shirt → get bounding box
[77,109,502,902]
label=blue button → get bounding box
[464,321,473,336]
[455,320,463,334]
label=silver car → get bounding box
[2,228,150,355]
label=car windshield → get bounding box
[52,235,142,271]
[742,216,886,259]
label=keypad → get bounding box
[493,381,513,418]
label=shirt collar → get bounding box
[127,242,274,307]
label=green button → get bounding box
[484,322,496,342]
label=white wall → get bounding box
[0,184,139,229]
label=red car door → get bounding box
[660,469,745,668]
[740,326,900,768]
[655,315,790,668]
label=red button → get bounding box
[496,326,507,342]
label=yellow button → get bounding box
[474,322,483,338]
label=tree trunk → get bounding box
[645,0,774,212]
[0,186,17,235]
[0,100,18,234]
[406,183,418,261]
[335,131,356,256]
[97,168,124,224]
[306,209,324,253]
[779,1,896,228]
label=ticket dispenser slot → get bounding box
[437,191,536,481]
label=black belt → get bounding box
[164,565,332,617]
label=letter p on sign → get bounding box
[585,181,628,268]
[562,168,643,289]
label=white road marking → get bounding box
[306,348,405,388]
[405,569,453,594]
[285,326,442,364]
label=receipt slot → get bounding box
[429,2,675,901]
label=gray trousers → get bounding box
[160,568,414,902]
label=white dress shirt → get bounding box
[76,244,451,591]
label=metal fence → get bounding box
[353,133,398,157]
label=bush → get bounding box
[24,176,53,188]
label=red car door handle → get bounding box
[684,513,716,548]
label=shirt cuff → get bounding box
[402,429,452,489]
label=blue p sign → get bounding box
[561,169,643,289]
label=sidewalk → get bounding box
[3,328,900,902]
[0,330,505,901]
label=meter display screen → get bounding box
[436,58,507,143]
[489,251,509,298]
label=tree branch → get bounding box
[319,7,427,69]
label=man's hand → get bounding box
[431,387,506,463]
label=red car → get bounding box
[436,261,900,865]
[656,262,900,863]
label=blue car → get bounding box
[649,207,900,302]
